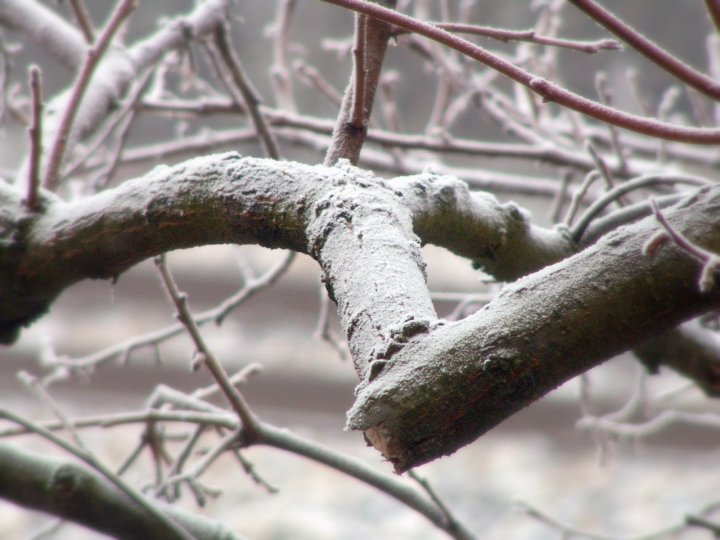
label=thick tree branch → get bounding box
[0,442,244,539]
[4,152,720,474]
[348,186,720,471]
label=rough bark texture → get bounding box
[348,187,720,471]
[3,152,718,472]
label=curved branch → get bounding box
[320,0,720,144]
[0,153,569,349]
[568,0,720,100]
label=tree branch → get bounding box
[348,186,720,471]
[320,0,720,144]
[0,441,244,539]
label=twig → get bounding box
[686,514,720,535]
[269,0,297,112]
[594,72,627,174]
[395,22,622,54]
[68,0,95,44]
[324,1,395,165]
[517,499,683,540]
[320,0,720,144]
[0,408,194,540]
[43,0,137,190]
[568,0,720,100]
[647,199,720,292]
[155,254,262,441]
[18,371,86,450]
[25,65,42,211]
[47,251,295,373]
[294,61,343,106]
[570,173,709,242]
[408,470,470,539]
[563,170,601,227]
[585,140,617,193]
[351,13,368,127]
[211,23,282,160]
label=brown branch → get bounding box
[324,0,397,165]
[25,66,42,211]
[351,14,368,127]
[155,254,262,442]
[568,0,720,100]
[396,22,622,54]
[320,0,720,144]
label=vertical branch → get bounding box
[43,0,137,190]
[270,0,297,112]
[25,66,42,211]
[324,0,397,166]
[350,14,368,127]
[594,72,627,174]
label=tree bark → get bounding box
[1,152,718,471]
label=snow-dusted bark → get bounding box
[1,151,718,470]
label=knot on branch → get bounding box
[368,317,446,381]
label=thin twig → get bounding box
[570,173,709,242]
[211,23,282,160]
[270,0,297,112]
[43,0,137,190]
[594,72,627,174]
[25,65,42,211]
[569,0,720,100]
[351,13,368,127]
[705,0,720,32]
[155,254,262,441]
[321,0,720,144]
[395,22,622,54]
[47,251,295,373]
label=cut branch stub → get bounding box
[347,186,720,472]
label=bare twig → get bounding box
[321,0,720,144]
[570,173,710,242]
[211,23,282,160]
[25,65,42,211]
[43,0,137,190]
[395,22,622,54]
[705,0,720,32]
[569,0,720,100]
[646,198,720,292]
[324,0,396,165]
[155,254,262,441]
[269,0,297,111]
[594,72,627,174]
[351,13,368,127]
[68,0,95,44]
[0,408,194,540]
